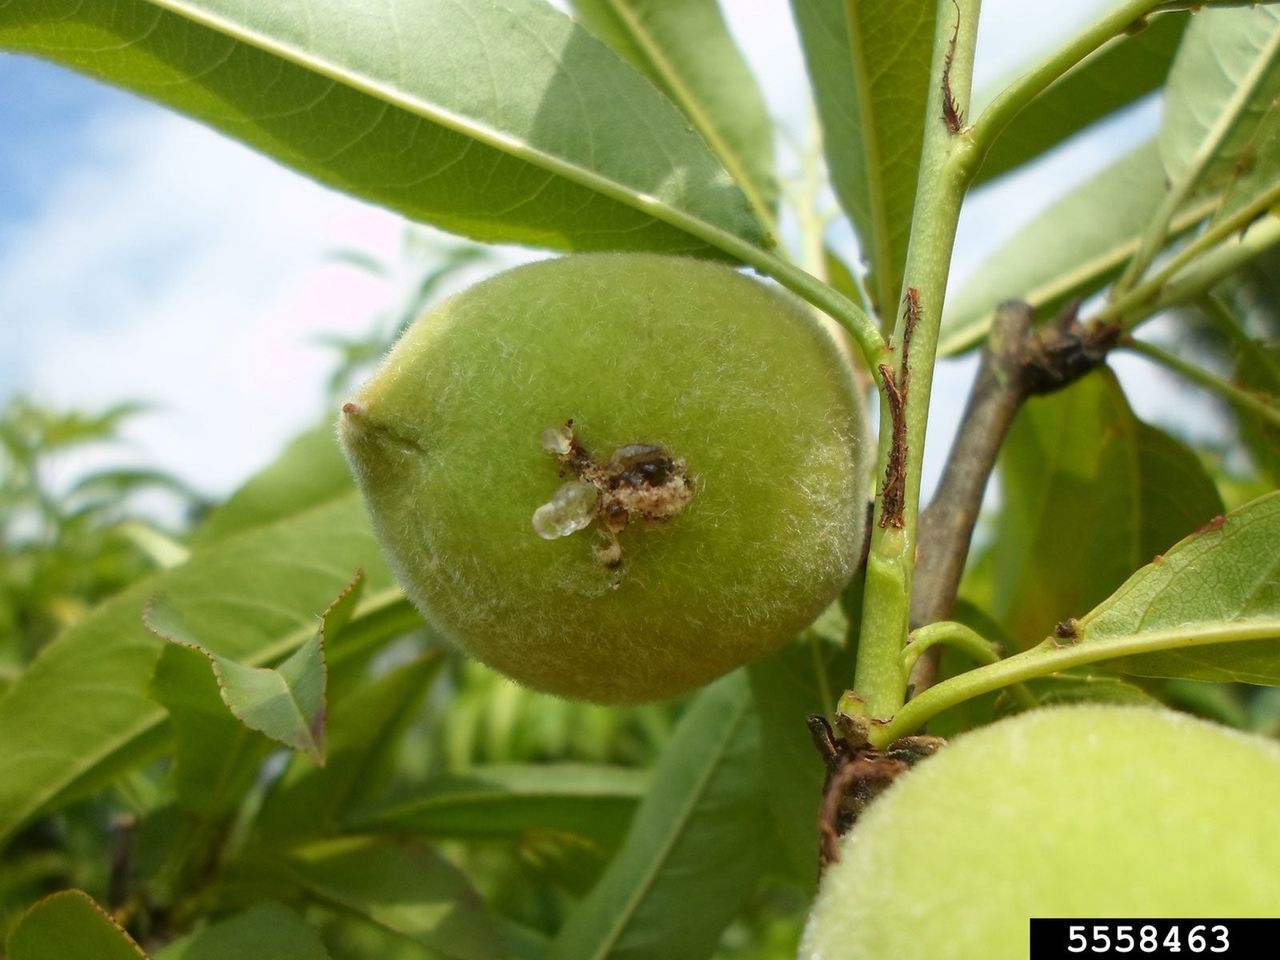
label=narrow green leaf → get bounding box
[316,570,364,641]
[7,890,147,960]
[285,836,504,960]
[1160,5,1280,199]
[569,0,777,229]
[0,492,391,845]
[153,902,330,960]
[212,635,328,758]
[988,369,1224,648]
[0,0,759,255]
[942,141,1215,355]
[355,764,646,849]
[790,0,935,317]
[252,655,441,847]
[975,12,1187,184]
[746,607,854,892]
[550,671,766,960]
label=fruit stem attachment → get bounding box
[853,0,982,718]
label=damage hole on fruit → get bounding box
[532,420,694,576]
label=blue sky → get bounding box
[0,57,122,222]
[0,0,1200,503]
[0,57,137,390]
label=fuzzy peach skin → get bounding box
[802,705,1280,960]
[340,253,868,702]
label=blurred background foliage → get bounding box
[0,397,204,670]
[2,226,1277,958]
[1,0,1279,947]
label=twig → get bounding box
[872,619,1280,749]
[911,302,1031,630]
[906,300,1119,695]
[853,0,982,719]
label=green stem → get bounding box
[903,622,1039,710]
[1096,182,1280,326]
[969,0,1167,168]
[1122,215,1280,327]
[869,619,1280,748]
[853,0,982,719]
[1122,338,1280,429]
[902,620,1000,673]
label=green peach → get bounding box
[339,253,868,702]
[802,706,1280,960]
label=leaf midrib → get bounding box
[599,0,776,233]
[582,694,749,960]
[842,0,893,314]
[140,0,732,245]
[1166,14,1280,192]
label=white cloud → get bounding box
[2,1,1218,509]
[1,105,510,497]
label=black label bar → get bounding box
[1030,919,1277,959]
